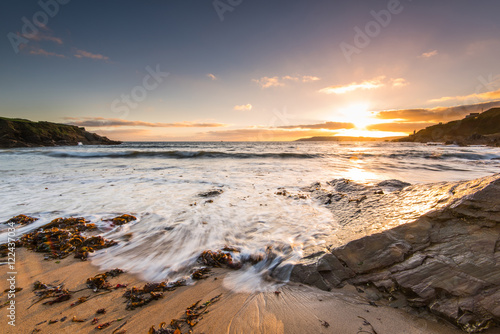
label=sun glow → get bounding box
[338,103,377,129]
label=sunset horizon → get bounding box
[2,1,500,141]
[2,2,500,333]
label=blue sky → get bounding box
[1,0,500,140]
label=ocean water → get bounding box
[1,142,499,291]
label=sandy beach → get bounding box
[1,248,485,334]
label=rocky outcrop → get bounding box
[395,108,500,146]
[290,174,500,332]
[0,117,121,148]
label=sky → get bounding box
[1,0,500,141]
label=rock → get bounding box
[288,174,500,332]
[0,117,121,148]
[198,189,224,197]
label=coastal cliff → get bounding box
[289,174,500,332]
[0,117,121,148]
[395,108,500,146]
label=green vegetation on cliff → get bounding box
[395,108,500,146]
[0,117,121,148]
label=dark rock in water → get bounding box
[0,117,121,148]
[198,189,224,197]
[289,174,500,332]
[376,179,411,190]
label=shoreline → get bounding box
[1,248,469,334]
[1,173,499,333]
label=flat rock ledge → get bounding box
[290,174,500,332]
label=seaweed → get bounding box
[5,214,38,226]
[148,322,176,334]
[0,240,22,257]
[70,295,90,307]
[31,281,71,307]
[121,279,186,310]
[104,214,137,226]
[149,294,222,333]
[86,269,124,292]
[19,217,116,260]
[199,250,240,269]
[191,268,210,280]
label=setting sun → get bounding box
[338,103,376,129]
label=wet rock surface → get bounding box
[290,173,500,332]
[0,117,121,148]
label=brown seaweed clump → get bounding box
[32,281,71,306]
[123,280,186,310]
[5,214,38,226]
[103,214,137,226]
[199,250,241,269]
[39,217,96,233]
[149,294,222,334]
[0,240,22,258]
[20,218,117,260]
[191,268,210,280]
[86,269,124,292]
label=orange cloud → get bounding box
[207,73,217,80]
[420,50,438,58]
[428,88,500,104]
[319,76,406,95]
[367,122,435,132]
[233,104,253,111]
[277,122,354,130]
[252,76,285,88]
[29,47,65,58]
[375,101,500,123]
[66,117,228,128]
[252,75,321,88]
[74,49,109,61]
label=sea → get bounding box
[1,141,499,291]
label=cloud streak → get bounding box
[65,117,228,128]
[277,122,355,130]
[420,50,438,58]
[428,88,500,104]
[233,104,253,111]
[319,76,407,95]
[252,75,321,88]
[200,128,339,141]
[74,49,109,61]
[374,100,500,123]
[29,46,65,58]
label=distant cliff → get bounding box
[0,117,121,148]
[394,108,500,146]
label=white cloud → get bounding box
[233,104,253,111]
[302,75,321,82]
[253,75,321,88]
[391,78,409,87]
[319,76,386,94]
[319,76,407,94]
[420,50,438,58]
[428,88,500,104]
[252,76,285,88]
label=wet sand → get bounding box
[1,249,484,334]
